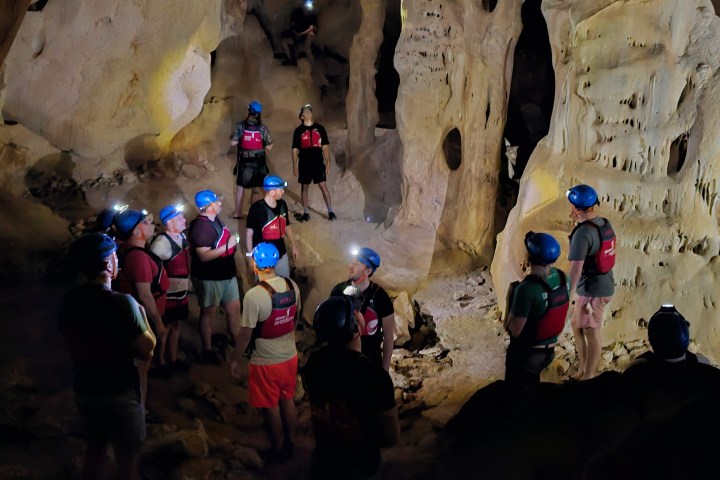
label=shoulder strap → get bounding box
[121,246,163,287]
[258,280,277,297]
[360,282,380,313]
[524,274,552,293]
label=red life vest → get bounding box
[159,233,190,304]
[261,202,287,241]
[255,278,297,339]
[570,218,616,275]
[525,270,570,342]
[240,122,264,151]
[194,215,235,257]
[300,128,323,149]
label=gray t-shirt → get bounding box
[568,217,615,297]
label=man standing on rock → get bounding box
[302,296,400,479]
[60,233,156,480]
[230,242,301,464]
[330,247,395,371]
[188,190,241,364]
[150,204,191,372]
[230,100,273,219]
[566,184,616,381]
[504,232,570,383]
[245,174,299,279]
[292,104,336,221]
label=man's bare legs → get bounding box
[300,184,310,213]
[199,306,216,351]
[262,398,296,452]
[166,322,180,363]
[279,396,297,448]
[234,186,246,218]
[583,326,602,380]
[223,299,242,348]
[572,323,587,380]
[317,181,332,213]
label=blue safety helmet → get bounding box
[648,305,690,359]
[248,100,262,114]
[314,296,357,346]
[113,210,148,240]
[159,204,184,224]
[252,242,280,269]
[354,247,381,276]
[194,189,221,210]
[263,174,288,190]
[70,233,118,275]
[566,184,599,210]
[524,232,561,266]
[96,208,117,232]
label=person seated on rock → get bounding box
[627,304,712,368]
[59,233,156,480]
[280,0,318,65]
[504,232,570,383]
[302,296,400,479]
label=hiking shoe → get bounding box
[298,213,310,222]
[328,212,337,221]
[199,349,222,365]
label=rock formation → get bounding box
[492,0,720,362]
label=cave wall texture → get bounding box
[2,0,720,363]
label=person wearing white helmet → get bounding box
[566,184,616,381]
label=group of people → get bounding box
[230,101,335,223]
[59,177,399,478]
[504,183,706,383]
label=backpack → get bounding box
[524,270,570,341]
[570,218,616,275]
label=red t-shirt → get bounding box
[115,246,169,316]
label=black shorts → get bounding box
[298,157,326,185]
[162,302,189,325]
[236,157,268,188]
[76,390,146,448]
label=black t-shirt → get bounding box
[58,284,147,397]
[246,199,291,257]
[301,346,395,479]
[292,123,329,163]
[330,280,394,363]
[188,215,237,280]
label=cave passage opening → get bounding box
[375,0,401,129]
[443,128,462,171]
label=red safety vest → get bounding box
[300,128,323,149]
[240,122,264,151]
[159,233,190,305]
[255,278,297,339]
[525,270,570,342]
[570,218,616,275]
[261,202,287,241]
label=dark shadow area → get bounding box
[482,0,498,13]
[442,128,462,171]
[28,0,50,12]
[502,0,554,182]
[375,0,401,129]
[24,151,84,213]
[668,132,688,177]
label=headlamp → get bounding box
[113,203,129,213]
[304,1,314,10]
[175,204,185,212]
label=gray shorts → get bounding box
[193,278,240,308]
[75,390,146,448]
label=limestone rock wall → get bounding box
[383,0,522,286]
[3,0,229,163]
[492,0,720,361]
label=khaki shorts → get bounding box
[572,296,611,329]
[193,278,240,308]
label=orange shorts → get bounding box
[248,355,298,408]
[572,296,611,329]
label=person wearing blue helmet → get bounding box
[230,100,274,219]
[231,242,301,464]
[566,184,616,381]
[292,104,336,222]
[330,247,395,370]
[504,232,570,383]
[112,209,170,364]
[246,174,299,279]
[150,204,191,372]
[188,189,241,365]
[59,233,156,480]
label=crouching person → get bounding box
[303,296,400,479]
[504,232,570,383]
